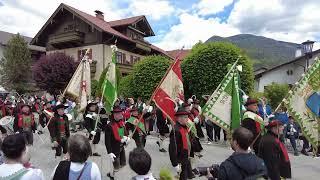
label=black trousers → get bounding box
[22,130,33,145]
[56,138,68,156]
[113,148,126,170]
[205,122,214,141]
[299,136,309,150]
[195,123,204,138]
[134,134,146,148]
[180,159,194,180]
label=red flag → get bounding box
[152,58,184,122]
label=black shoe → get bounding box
[156,141,160,147]
[107,173,114,180]
[294,151,299,156]
[37,131,43,135]
[92,152,101,156]
[188,172,196,179]
[301,150,309,156]
[159,148,167,152]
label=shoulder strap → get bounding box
[77,162,87,180]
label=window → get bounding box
[130,55,140,64]
[116,51,126,64]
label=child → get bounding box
[129,148,156,180]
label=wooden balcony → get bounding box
[48,31,84,48]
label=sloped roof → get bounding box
[166,49,191,60]
[109,15,145,27]
[31,3,166,56]
[0,30,32,45]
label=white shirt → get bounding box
[51,161,101,180]
[0,163,44,180]
[133,173,156,180]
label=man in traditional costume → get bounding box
[14,104,36,145]
[127,107,146,148]
[156,107,170,152]
[51,104,70,158]
[105,106,130,180]
[84,102,101,156]
[190,99,204,139]
[169,106,195,180]
[242,98,264,153]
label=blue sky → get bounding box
[0,0,319,50]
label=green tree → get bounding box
[131,55,171,100]
[264,82,289,109]
[118,74,134,98]
[182,42,254,100]
[0,34,32,93]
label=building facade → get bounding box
[255,50,320,92]
[31,3,171,79]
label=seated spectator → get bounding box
[129,148,156,180]
[285,116,299,156]
[0,134,44,179]
[51,134,101,180]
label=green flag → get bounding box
[203,60,241,133]
[284,58,319,151]
[102,46,117,112]
[127,117,146,134]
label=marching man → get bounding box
[169,106,195,180]
[156,107,170,152]
[51,103,70,158]
[84,102,101,156]
[14,104,36,145]
[127,107,146,148]
[105,106,130,180]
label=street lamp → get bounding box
[302,40,315,68]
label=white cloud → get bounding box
[127,0,174,20]
[0,0,126,37]
[154,13,240,50]
[194,0,234,16]
[228,0,320,45]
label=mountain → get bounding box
[205,34,300,69]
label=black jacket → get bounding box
[105,120,127,154]
[217,152,267,180]
[258,131,291,180]
[169,123,190,167]
[156,109,169,134]
[51,114,70,142]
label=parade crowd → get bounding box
[0,93,318,180]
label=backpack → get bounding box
[0,168,29,180]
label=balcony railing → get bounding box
[48,31,84,46]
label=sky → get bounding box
[0,0,319,51]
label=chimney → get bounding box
[94,10,104,20]
[295,46,302,57]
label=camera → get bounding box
[193,164,219,177]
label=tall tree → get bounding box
[0,34,32,93]
[33,52,77,94]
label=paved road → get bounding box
[29,130,320,180]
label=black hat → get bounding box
[244,98,258,106]
[111,106,122,113]
[87,101,98,107]
[175,107,190,116]
[54,104,68,111]
[130,107,138,112]
[266,120,283,129]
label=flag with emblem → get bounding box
[152,57,184,122]
[64,49,91,111]
[283,58,319,151]
[102,45,117,112]
[202,60,241,132]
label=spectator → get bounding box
[258,120,291,180]
[51,134,101,180]
[206,127,267,180]
[285,116,299,156]
[129,148,156,180]
[0,134,44,179]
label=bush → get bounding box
[182,42,254,99]
[264,82,289,109]
[131,56,171,100]
[33,52,77,94]
[249,91,265,100]
[118,74,134,98]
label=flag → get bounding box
[64,49,91,111]
[102,45,117,112]
[152,57,184,122]
[202,61,241,132]
[126,117,146,134]
[284,58,319,150]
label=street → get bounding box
[29,130,320,180]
